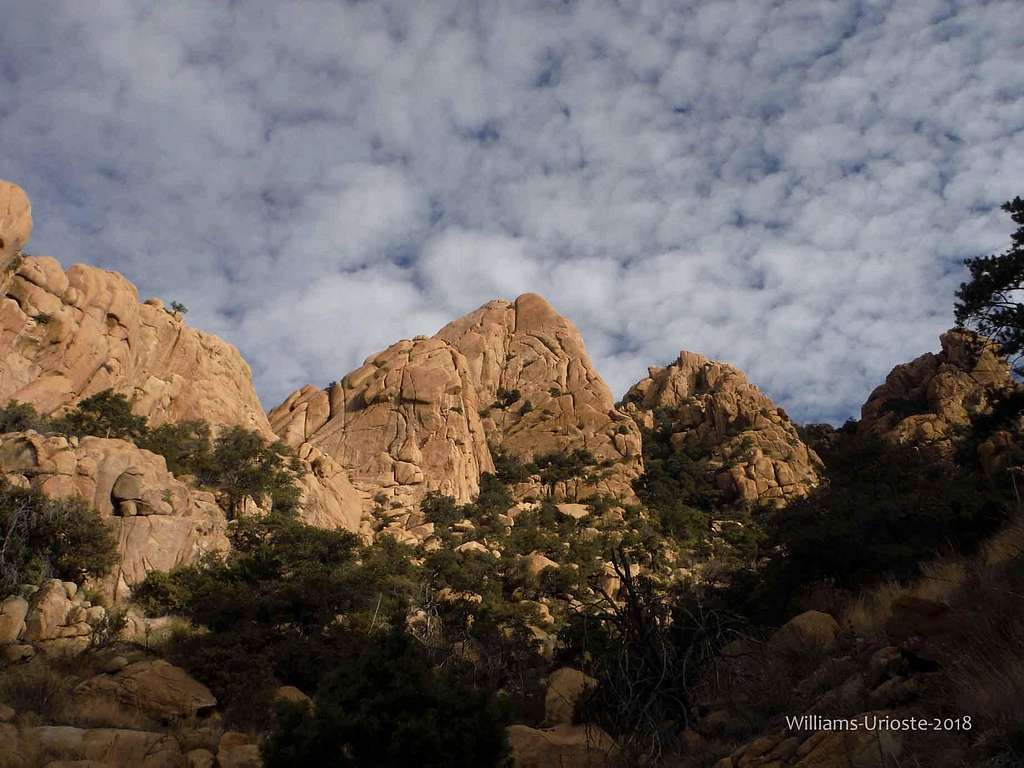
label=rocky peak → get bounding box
[0,180,359,532]
[622,349,822,506]
[860,329,1015,446]
[436,292,643,501]
[270,335,493,534]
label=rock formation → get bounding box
[0,431,228,601]
[0,180,31,273]
[436,293,643,502]
[622,350,822,506]
[859,330,1019,468]
[271,337,493,533]
[0,181,362,533]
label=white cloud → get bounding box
[2,0,1023,425]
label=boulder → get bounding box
[0,595,29,644]
[769,611,840,655]
[507,723,617,768]
[23,580,71,642]
[74,659,217,722]
[30,726,184,767]
[544,668,597,726]
[0,180,32,272]
[217,731,262,768]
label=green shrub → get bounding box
[55,390,147,441]
[0,400,51,433]
[197,427,302,517]
[0,482,117,592]
[262,630,509,768]
[138,420,213,477]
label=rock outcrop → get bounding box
[0,431,228,601]
[859,330,1018,468]
[0,181,31,273]
[437,293,643,502]
[271,337,493,532]
[0,579,110,658]
[622,350,821,506]
[75,659,218,722]
[0,181,362,533]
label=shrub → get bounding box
[197,426,302,517]
[137,420,213,477]
[0,400,51,433]
[55,390,148,441]
[262,630,509,768]
[493,388,521,409]
[0,482,118,592]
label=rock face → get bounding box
[0,181,31,273]
[860,330,1017,460]
[437,293,643,502]
[622,350,821,506]
[0,182,361,533]
[0,431,228,601]
[76,659,217,722]
[1,579,110,657]
[271,337,493,525]
[0,254,268,433]
[507,723,617,768]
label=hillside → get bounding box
[0,179,1020,768]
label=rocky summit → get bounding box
[0,178,1021,768]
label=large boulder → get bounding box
[0,180,32,273]
[436,293,643,502]
[507,723,617,768]
[621,350,822,506]
[544,668,597,726]
[29,725,184,767]
[75,659,217,722]
[0,432,228,602]
[769,610,840,655]
[0,596,29,644]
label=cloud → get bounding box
[2,0,1023,425]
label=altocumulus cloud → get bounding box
[2,1,1023,423]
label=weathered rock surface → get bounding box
[271,337,493,526]
[75,659,217,723]
[437,293,643,502]
[28,725,185,767]
[507,723,617,768]
[0,432,228,602]
[622,350,822,506]
[544,667,597,726]
[768,610,841,655]
[0,579,110,657]
[860,330,1019,470]
[0,181,32,273]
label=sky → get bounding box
[2,1,1022,425]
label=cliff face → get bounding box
[0,181,362,542]
[622,350,822,506]
[270,336,494,535]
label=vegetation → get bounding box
[0,392,303,518]
[0,482,118,593]
[956,196,1024,371]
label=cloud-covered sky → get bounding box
[2,1,1022,424]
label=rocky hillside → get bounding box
[0,178,1020,768]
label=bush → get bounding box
[197,426,302,517]
[262,630,509,768]
[0,482,118,592]
[55,390,147,441]
[0,400,50,433]
[137,420,213,477]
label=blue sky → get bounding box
[2,1,1022,424]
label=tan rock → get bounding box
[218,731,261,768]
[186,749,216,768]
[622,350,822,506]
[0,595,29,644]
[769,611,840,655]
[271,337,493,525]
[507,723,617,768]
[23,580,71,642]
[0,180,32,272]
[860,330,1018,463]
[544,667,597,726]
[0,432,229,603]
[75,659,217,722]
[274,685,313,708]
[437,293,643,502]
[31,725,184,767]
[520,552,559,579]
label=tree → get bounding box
[199,427,302,517]
[56,390,147,441]
[956,196,1024,370]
